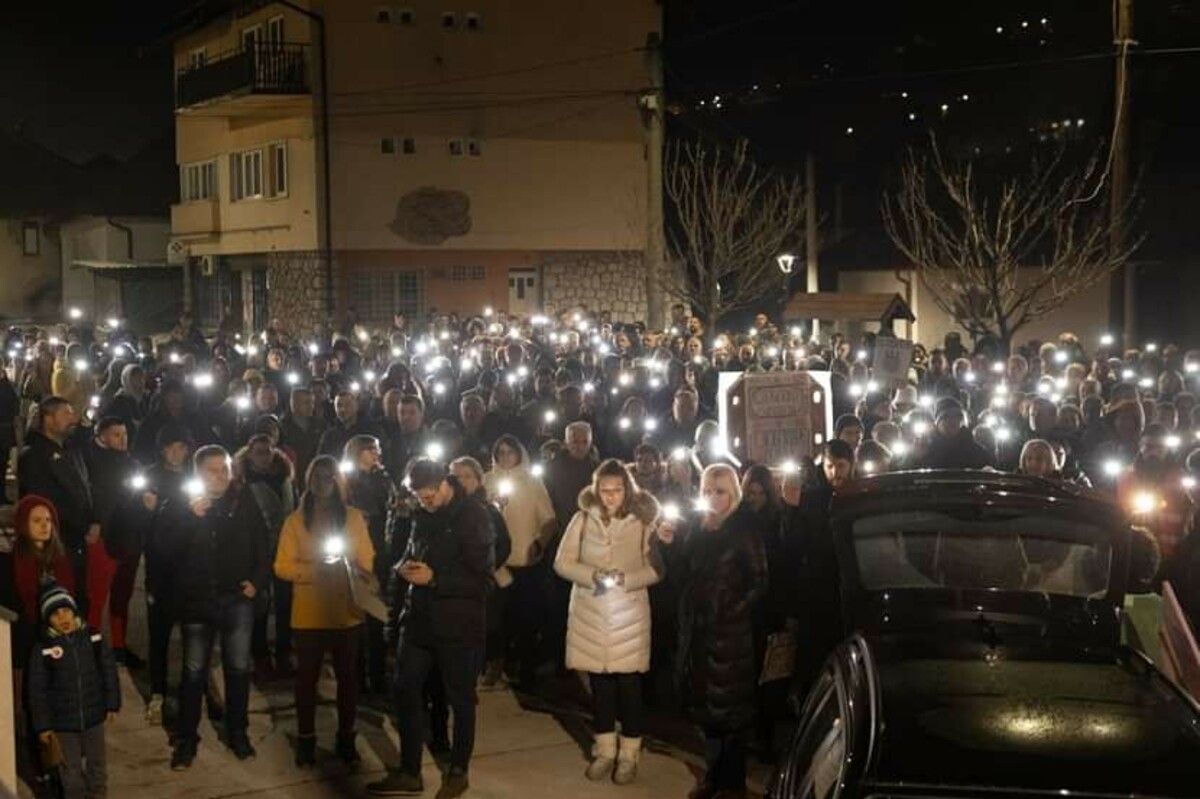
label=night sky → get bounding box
[6,1,1200,338]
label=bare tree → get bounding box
[882,139,1138,352]
[664,140,807,325]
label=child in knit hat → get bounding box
[26,583,120,799]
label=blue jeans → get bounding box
[178,594,255,743]
[395,641,481,773]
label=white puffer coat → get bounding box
[555,487,662,674]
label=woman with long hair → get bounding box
[555,459,661,784]
[483,434,556,688]
[274,455,375,767]
[658,463,768,799]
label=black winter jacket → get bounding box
[666,504,769,733]
[83,441,141,560]
[139,464,186,597]
[390,478,495,648]
[150,486,270,623]
[18,431,94,549]
[26,623,120,733]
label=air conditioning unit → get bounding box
[199,255,216,277]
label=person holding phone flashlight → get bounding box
[274,455,375,768]
[553,459,662,784]
[369,458,494,799]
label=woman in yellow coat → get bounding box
[51,343,96,417]
[274,455,375,768]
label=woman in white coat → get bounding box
[555,458,662,785]
[483,434,557,687]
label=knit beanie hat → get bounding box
[40,583,77,624]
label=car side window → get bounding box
[792,672,847,799]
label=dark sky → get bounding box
[0,4,186,163]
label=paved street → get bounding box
[20,570,755,799]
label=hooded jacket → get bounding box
[484,462,556,569]
[234,446,296,549]
[555,487,661,674]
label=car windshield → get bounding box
[850,510,1112,598]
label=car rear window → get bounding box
[850,510,1112,597]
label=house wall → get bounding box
[0,217,61,321]
[171,0,659,329]
[837,269,1113,350]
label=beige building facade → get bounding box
[171,0,659,331]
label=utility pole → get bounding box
[805,152,819,338]
[1111,0,1136,346]
[642,32,666,331]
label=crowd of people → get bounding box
[2,302,1200,799]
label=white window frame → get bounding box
[267,141,288,198]
[230,149,264,201]
[242,24,263,51]
[266,15,284,46]
[179,160,217,203]
[187,47,207,71]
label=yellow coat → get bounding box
[273,506,376,630]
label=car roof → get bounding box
[864,637,1200,797]
[833,470,1120,520]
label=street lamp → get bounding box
[776,253,797,274]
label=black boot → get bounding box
[296,735,317,768]
[336,731,361,765]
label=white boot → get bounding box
[585,732,618,781]
[613,736,642,785]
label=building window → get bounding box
[242,24,263,52]
[449,139,465,156]
[266,15,284,47]
[231,149,264,201]
[267,142,287,197]
[376,6,391,23]
[468,138,483,156]
[398,7,415,25]
[441,11,458,28]
[187,47,207,71]
[449,265,485,281]
[350,269,423,323]
[180,160,217,202]
[402,137,417,154]
[21,222,39,256]
[465,12,481,30]
[381,137,396,154]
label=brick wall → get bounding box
[266,250,328,335]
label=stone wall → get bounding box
[539,250,646,322]
[267,250,328,335]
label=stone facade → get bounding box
[267,250,328,334]
[539,250,647,322]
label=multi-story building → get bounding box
[169,0,661,332]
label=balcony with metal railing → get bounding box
[175,42,311,114]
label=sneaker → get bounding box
[295,736,317,768]
[436,767,470,799]
[366,771,424,796]
[171,740,198,771]
[228,734,257,761]
[145,694,164,725]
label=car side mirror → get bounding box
[1127,526,1161,595]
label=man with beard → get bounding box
[19,396,97,609]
